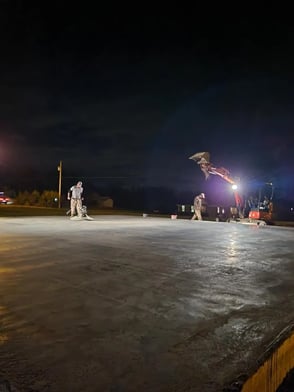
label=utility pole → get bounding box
[57,160,62,208]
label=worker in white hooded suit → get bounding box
[191,192,205,220]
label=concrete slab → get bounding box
[0,216,293,391]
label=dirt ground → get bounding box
[0,216,294,391]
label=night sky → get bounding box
[0,4,293,206]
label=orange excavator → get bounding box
[189,152,275,224]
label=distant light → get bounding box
[54,198,58,202]
[232,184,238,190]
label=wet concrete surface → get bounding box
[0,215,293,392]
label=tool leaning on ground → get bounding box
[66,205,94,220]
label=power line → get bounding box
[63,176,129,179]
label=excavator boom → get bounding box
[189,151,244,217]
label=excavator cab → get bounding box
[248,183,274,223]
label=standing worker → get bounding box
[191,192,205,221]
[67,181,83,219]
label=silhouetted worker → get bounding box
[191,192,205,220]
[262,196,270,211]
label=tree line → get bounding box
[14,190,59,207]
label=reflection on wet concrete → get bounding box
[0,216,293,391]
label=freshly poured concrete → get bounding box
[0,216,293,392]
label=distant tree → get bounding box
[15,190,30,205]
[15,189,58,207]
[28,190,41,205]
[39,190,59,207]
[86,191,101,206]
